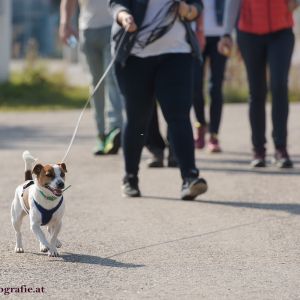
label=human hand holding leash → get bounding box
[117,11,137,32]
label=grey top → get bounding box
[78,0,112,30]
[223,0,241,35]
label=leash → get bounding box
[61,26,130,163]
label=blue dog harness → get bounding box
[33,197,64,226]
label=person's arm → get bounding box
[217,0,242,56]
[223,0,242,35]
[59,0,78,44]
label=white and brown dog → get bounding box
[11,151,67,257]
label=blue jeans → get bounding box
[115,54,198,179]
[80,27,123,137]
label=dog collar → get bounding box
[39,190,60,201]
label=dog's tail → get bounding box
[22,151,37,181]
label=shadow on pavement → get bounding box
[198,165,300,176]
[214,151,300,159]
[142,196,300,215]
[196,199,300,215]
[60,252,145,268]
[196,150,300,168]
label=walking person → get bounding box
[193,0,228,153]
[218,0,299,168]
[59,0,123,155]
[109,0,208,199]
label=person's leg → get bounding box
[237,31,268,166]
[267,28,294,168]
[80,29,106,154]
[193,56,207,126]
[155,53,207,199]
[207,36,227,152]
[115,56,156,195]
[193,54,208,149]
[102,33,123,154]
[102,27,124,133]
[145,103,166,167]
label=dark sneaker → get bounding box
[147,153,164,168]
[195,123,206,149]
[181,177,208,200]
[93,136,105,155]
[273,148,293,169]
[104,128,121,155]
[122,174,141,197]
[251,150,266,168]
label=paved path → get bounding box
[0,104,299,299]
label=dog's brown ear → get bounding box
[58,163,67,173]
[32,164,43,176]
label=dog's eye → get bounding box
[45,173,52,177]
[61,173,65,178]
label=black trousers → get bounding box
[193,36,227,134]
[145,103,166,155]
[237,29,295,151]
[115,53,198,179]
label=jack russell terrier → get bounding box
[11,151,67,257]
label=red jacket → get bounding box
[238,0,294,34]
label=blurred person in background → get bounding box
[60,0,123,155]
[193,0,228,153]
[219,0,300,168]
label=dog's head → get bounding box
[32,163,67,197]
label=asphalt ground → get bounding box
[0,103,299,299]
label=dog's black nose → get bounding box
[57,181,65,189]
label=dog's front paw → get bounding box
[56,239,62,248]
[15,247,24,253]
[40,244,48,253]
[48,248,59,257]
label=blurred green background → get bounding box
[0,1,300,111]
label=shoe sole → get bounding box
[122,191,141,198]
[93,150,105,156]
[209,148,222,153]
[148,162,164,168]
[181,180,208,201]
[121,187,141,198]
[251,160,266,168]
